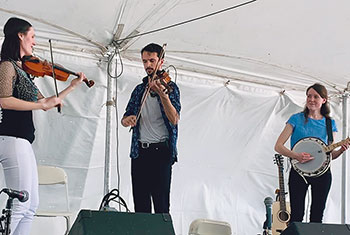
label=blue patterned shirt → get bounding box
[123,77,181,160]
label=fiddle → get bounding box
[21,55,94,88]
[129,43,167,132]
[153,70,173,94]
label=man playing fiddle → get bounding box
[121,43,181,213]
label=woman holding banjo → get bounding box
[275,83,349,223]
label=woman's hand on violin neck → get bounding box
[70,72,86,88]
[40,96,62,111]
[58,72,87,100]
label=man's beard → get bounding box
[146,67,154,75]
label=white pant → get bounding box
[0,136,39,235]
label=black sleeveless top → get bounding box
[0,61,39,143]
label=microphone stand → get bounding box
[262,220,271,235]
[263,229,272,235]
[0,197,14,235]
[262,220,267,235]
[262,197,273,235]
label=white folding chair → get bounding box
[35,165,71,235]
[188,219,232,235]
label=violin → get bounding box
[153,70,173,94]
[21,55,94,88]
[130,43,171,132]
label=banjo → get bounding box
[291,137,350,177]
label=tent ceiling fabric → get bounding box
[1,0,350,92]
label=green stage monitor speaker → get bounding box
[281,222,350,235]
[68,210,175,235]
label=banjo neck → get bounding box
[323,137,350,153]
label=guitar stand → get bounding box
[0,197,14,235]
[275,191,288,201]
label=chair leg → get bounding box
[64,216,70,235]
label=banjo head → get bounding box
[291,137,331,177]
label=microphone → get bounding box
[2,188,29,202]
[263,196,273,235]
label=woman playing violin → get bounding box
[0,17,86,235]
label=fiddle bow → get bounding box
[49,39,61,113]
[129,43,168,132]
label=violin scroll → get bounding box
[83,78,95,88]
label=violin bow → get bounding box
[129,43,167,132]
[48,39,61,113]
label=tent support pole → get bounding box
[341,93,348,224]
[104,55,114,196]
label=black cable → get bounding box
[106,50,115,78]
[116,0,257,44]
[107,48,124,79]
[99,189,130,212]
[111,196,129,212]
[164,65,178,84]
[116,49,124,78]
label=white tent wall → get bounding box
[3,52,345,235]
[31,52,109,211]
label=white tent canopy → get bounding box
[0,1,349,234]
[1,0,350,91]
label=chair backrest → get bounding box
[36,165,71,234]
[37,165,67,185]
[188,219,232,235]
[37,165,70,212]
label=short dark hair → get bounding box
[141,43,164,59]
[1,17,32,61]
[303,83,331,121]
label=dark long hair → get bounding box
[303,83,330,121]
[1,17,32,61]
